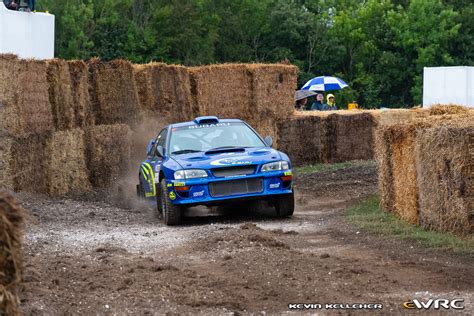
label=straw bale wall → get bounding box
[134,63,193,121]
[0,191,24,316]
[277,115,326,166]
[85,124,132,188]
[68,60,94,127]
[416,122,473,235]
[88,59,139,126]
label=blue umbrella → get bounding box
[301,76,349,91]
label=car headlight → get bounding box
[261,161,289,172]
[174,169,208,179]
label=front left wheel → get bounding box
[275,191,295,218]
[159,180,182,225]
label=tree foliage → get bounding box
[37,0,472,108]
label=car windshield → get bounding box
[169,122,266,155]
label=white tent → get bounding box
[0,3,55,59]
[423,66,474,108]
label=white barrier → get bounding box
[0,3,55,59]
[423,66,474,108]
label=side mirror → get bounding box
[264,136,273,147]
[156,145,164,157]
[146,139,155,156]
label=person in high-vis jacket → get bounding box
[325,94,338,110]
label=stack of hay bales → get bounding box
[45,129,92,196]
[0,191,24,315]
[278,110,379,166]
[68,60,94,127]
[325,112,376,163]
[85,124,132,188]
[375,105,474,234]
[134,63,193,121]
[189,63,298,145]
[277,115,326,166]
[416,122,473,235]
[88,59,140,127]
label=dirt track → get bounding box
[18,163,473,314]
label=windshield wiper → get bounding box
[171,149,202,155]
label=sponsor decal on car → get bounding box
[269,183,281,189]
[210,157,252,166]
[167,183,172,187]
[169,191,176,200]
[193,190,205,197]
[174,182,186,187]
[284,171,293,176]
[188,123,231,129]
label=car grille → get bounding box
[211,165,256,177]
[209,178,263,197]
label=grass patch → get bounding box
[295,160,375,174]
[347,195,474,255]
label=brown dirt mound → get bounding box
[88,59,139,126]
[45,129,92,196]
[277,115,326,166]
[68,60,94,127]
[85,124,132,188]
[416,121,474,235]
[134,63,193,121]
[0,191,25,316]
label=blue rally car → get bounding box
[136,116,294,225]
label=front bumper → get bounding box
[164,170,293,206]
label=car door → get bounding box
[141,128,167,198]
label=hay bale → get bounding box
[0,138,14,191]
[134,63,193,121]
[378,108,428,126]
[416,122,474,235]
[46,59,75,130]
[428,104,470,116]
[11,134,51,194]
[0,55,21,136]
[383,124,421,224]
[0,191,24,316]
[88,59,139,126]
[190,64,255,120]
[45,129,92,196]
[68,60,94,127]
[85,124,132,188]
[248,64,297,119]
[374,127,394,213]
[277,115,326,166]
[326,112,376,163]
[16,60,53,135]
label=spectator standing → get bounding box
[295,97,308,111]
[310,94,326,111]
[3,0,18,10]
[326,94,338,110]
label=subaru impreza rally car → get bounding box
[137,116,294,225]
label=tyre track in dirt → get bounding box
[18,162,474,314]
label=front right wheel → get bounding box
[274,191,295,218]
[159,180,182,225]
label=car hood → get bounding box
[171,147,282,169]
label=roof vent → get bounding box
[193,116,219,125]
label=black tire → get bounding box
[136,183,145,198]
[275,191,295,218]
[160,181,182,225]
[156,180,163,217]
